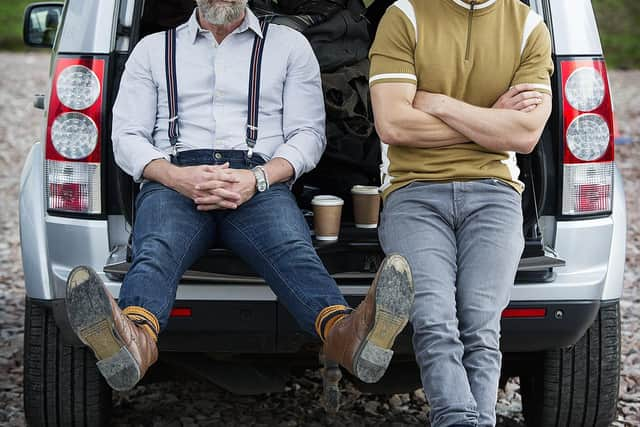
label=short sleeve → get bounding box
[511,20,554,96]
[369,2,417,87]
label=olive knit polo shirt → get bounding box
[369,0,554,198]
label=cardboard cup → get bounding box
[351,185,380,229]
[311,195,344,241]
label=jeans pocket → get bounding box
[485,178,518,192]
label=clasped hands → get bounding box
[171,163,256,211]
[413,83,544,115]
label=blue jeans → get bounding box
[379,180,525,427]
[118,149,348,333]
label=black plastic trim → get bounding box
[104,224,561,282]
[33,297,609,354]
[500,300,601,352]
[45,210,108,220]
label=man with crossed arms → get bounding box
[369,0,553,425]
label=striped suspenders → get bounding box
[164,18,272,157]
[245,18,271,157]
[165,28,179,152]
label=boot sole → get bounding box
[353,254,413,383]
[66,266,141,391]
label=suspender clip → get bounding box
[246,136,257,158]
[168,115,179,123]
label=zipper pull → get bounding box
[465,0,476,61]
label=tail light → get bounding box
[46,57,105,215]
[170,308,192,318]
[561,59,614,216]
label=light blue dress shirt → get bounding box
[112,8,326,183]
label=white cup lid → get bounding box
[311,195,344,206]
[351,185,380,195]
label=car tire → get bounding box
[23,297,112,427]
[520,301,620,427]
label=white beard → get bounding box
[197,0,247,25]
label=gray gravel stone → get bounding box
[1,52,639,427]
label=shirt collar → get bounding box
[448,0,498,10]
[187,7,264,44]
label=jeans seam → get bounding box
[221,215,316,314]
[155,215,212,318]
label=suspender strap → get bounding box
[164,19,270,156]
[246,18,271,157]
[165,28,179,147]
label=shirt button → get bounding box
[214,152,222,160]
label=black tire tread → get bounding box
[23,298,112,427]
[521,302,621,427]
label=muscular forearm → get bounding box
[426,94,551,154]
[142,158,180,188]
[370,83,468,148]
[375,105,469,148]
[264,157,295,185]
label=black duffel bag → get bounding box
[253,0,370,72]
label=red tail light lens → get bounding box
[502,308,546,319]
[46,57,105,214]
[561,59,614,215]
[170,308,192,318]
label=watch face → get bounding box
[257,181,267,192]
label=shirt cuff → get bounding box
[271,143,309,184]
[369,73,417,87]
[510,82,552,96]
[131,145,171,183]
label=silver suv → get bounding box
[20,0,626,426]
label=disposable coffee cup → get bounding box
[311,195,344,241]
[351,185,381,229]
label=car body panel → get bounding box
[20,143,52,300]
[19,0,625,357]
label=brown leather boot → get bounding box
[323,254,413,383]
[65,266,159,391]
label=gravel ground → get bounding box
[0,52,638,426]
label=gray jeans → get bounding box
[379,180,525,427]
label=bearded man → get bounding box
[64,0,413,392]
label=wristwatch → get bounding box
[251,166,269,192]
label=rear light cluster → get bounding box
[561,59,614,216]
[46,57,105,214]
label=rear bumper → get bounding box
[42,297,607,354]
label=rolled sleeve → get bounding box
[272,127,325,181]
[112,35,168,183]
[275,30,326,182]
[114,142,169,183]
